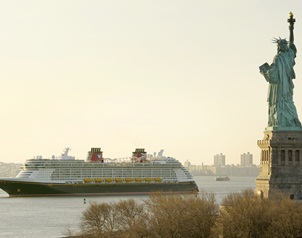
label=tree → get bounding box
[219,189,302,238]
[145,192,217,238]
[72,199,147,238]
[115,199,148,238]
[71,193,218,238]
[79,201,118,238]
[68,191,302,238]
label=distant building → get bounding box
[184,160,191,168]
[215,164,259,176]
[214,153,225,166]
[240,152,253,167]
[0,162,22,177]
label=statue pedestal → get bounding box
[256,130,302,199]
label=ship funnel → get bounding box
[87,148,104,162]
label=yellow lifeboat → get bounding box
[94,178,102,183]
[84,178,92,183]
[125,178,132,183]
[154,178,162,182]
[135,178,142,182]
[105,178,112,183]
[115,178,122,183]
[144,178,152,182]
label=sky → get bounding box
[0,0,302,165]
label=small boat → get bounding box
[105,178,113,183]
[215,175,230,181]
[94,178,102,183]
[125,178,133,183]
[84,178,92,183]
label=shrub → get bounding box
[72,193,217,238]
[219,189,302,238]
[145,192,217,238]
[69,190,302,238]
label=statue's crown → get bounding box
[273,37,287,46]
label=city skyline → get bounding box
[1,1,302,165]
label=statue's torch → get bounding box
[288,12,295,44]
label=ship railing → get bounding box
[75,177,175,184]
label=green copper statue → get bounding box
[260,12,302,130]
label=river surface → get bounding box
[0,176,256,238]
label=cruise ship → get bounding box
[0,148,199,197]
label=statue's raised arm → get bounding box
[259,12,301,130]
[288,12,295,45]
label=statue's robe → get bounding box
[266,44,301,128]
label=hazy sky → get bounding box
[1,1,302,165]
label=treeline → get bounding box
[66,190,302,238]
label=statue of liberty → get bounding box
[259,12,302,130]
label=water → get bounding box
[196,176,256,203]
[0,176,256,238]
